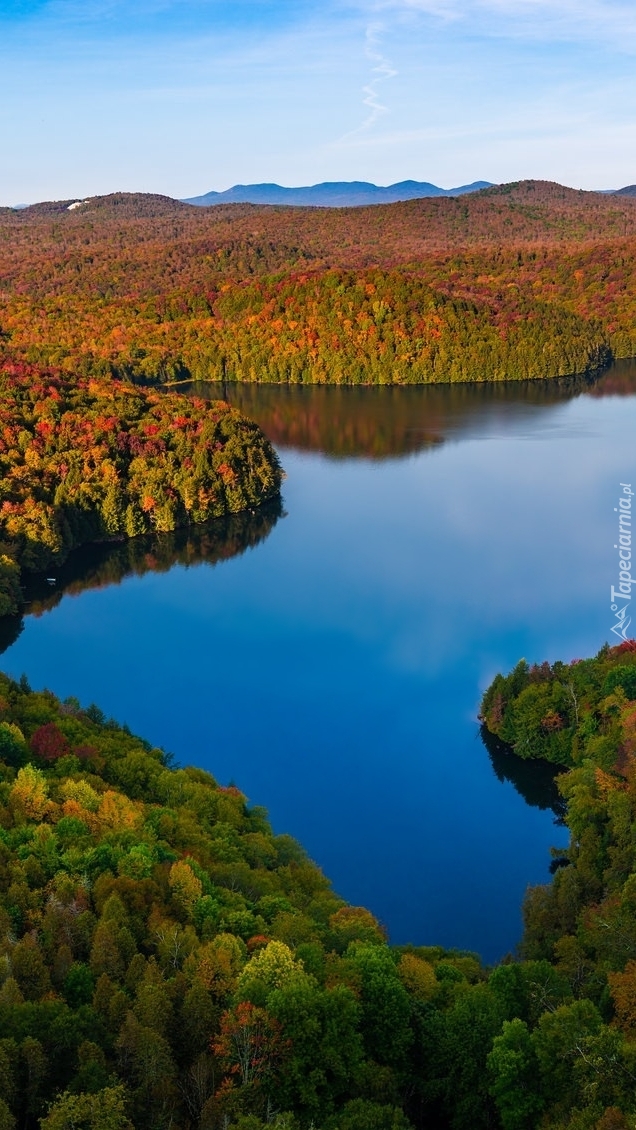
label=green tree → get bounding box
[267,981,363,1120]
[443,984,505,1130]
[40,1085,133,1130]
[488,1018,544,1130]
[323,1098,413,1130]
[532,999,603,1113]
[346,944,412,1069]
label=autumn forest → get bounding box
[2,182,636,389]
[1,182,636,1129]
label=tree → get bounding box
[40,1085,133,1130]
[608,960,636,1036]
[323,1099,413,1130]
[346,944,412,1069]
[9,764,50,820]
[443,984,505,1130]
[168,859,203,913]
[0,722,26,768]
[328,907,387,951]
[213,1001,286,1111]
[266,981,363,1121]
[237,940,306,1003]
[11,935,52,1000]
[488,1018,544,1130]
[30,722,70,761]
[531,999,603,1112]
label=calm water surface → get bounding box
[4,363,636,961]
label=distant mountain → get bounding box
[617,185,636,196]
[183,179,493,208]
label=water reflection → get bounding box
[0,500,283,657]
[3,363,635,959]
[480,725,567,823]
[589,359,636,398]
[186,360,636,459]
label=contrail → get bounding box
[349,21,398,135]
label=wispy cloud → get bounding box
[370,0,636,50]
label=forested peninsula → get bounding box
[2,181,636,387]
[3,179,636,1129]
[0,364,282,618]
[0,640,634,1129]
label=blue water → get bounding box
[4,365,636,962]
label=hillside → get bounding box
[2,640,636,1128]
[2,181,636,386]
[0,365,282,617]
[8,181,636,260]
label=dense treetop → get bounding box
[1,182,636,386]
[0,363,282,616]
[481,639,636,769]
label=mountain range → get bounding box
[183,179,493,208]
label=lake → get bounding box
[3,361,636,962]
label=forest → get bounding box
[1,178,636,1128]
[0,362,282,617]
[1,182,636,387]
[0,637,633,1129]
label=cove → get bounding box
[2,361,636,962]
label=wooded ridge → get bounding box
[2,181,636,387]
[0,364,282,618]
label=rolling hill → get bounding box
[183,179,493,208]
[2,180,636,388]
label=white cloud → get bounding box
[368,0,636,49]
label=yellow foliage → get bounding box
[97,790,142,831]
[168,860,203,910]
[594,767,626,797]
[60,797,99,832]
[60,778,101,813]
[328,905,387,946]
[192,933,243,996]
[237,939,304,994]
[9,765,51,821]
[397,953,438,1000]
[0,722,25,747]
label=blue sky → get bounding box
[2,0,636,204]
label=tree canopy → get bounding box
[1,644,636,1127]
[0,363,282,616]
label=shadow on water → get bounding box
[183,359,636,460]
[0,499,284,659]
[480,724,567,824]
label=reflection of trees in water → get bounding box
[183,366,621,460]
[0,500,283,657]
[193,382,444,459]
[480,724,567,823]
[588,357,636,398]
[0,613,23,657]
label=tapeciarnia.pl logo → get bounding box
[611,483,634,641]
